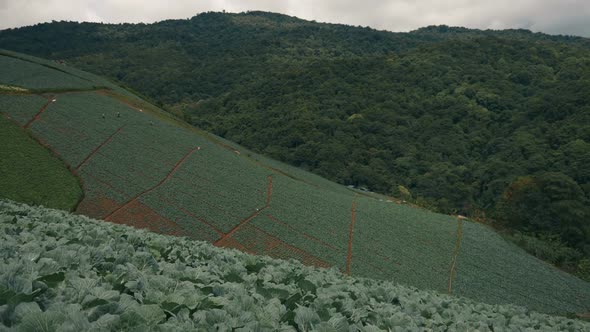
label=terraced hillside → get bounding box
[1,50,589,315]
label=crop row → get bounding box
[0,55,97,90]
[2,200,589,331]
[454,220,590,314]
[4,81,590,316]
[0,94,49,125]
[350,197,458,293]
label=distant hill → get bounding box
[1,50,589,316]
[1,12,589,267]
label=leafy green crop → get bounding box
[0,116,82,211]
[2,51,590,316]
[0,55,97,91]
[1,200,589,331]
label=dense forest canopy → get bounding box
[1,11,589,261]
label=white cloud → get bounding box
[0,0,588,37]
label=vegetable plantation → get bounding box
[0,54,97,91]
[1,51,590,316]
[0,116,82,211]
[2,200,589,331]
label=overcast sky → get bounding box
[1,0,589,37]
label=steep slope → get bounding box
[0,114,82,210]
[1,12,589,261]
[0,51,589,315]
[3,200,589,331]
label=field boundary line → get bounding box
[266,174,273,206]
[247,224,330,268]
[76,126,124,170]
[23,96,54,129]
[103,146,200,220]
[345,195,359,275]
[448,217,464,294]
[214,175,273,246]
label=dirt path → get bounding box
[23,96,54,129]
[103,146,200,220]
[266,174,273,206]
[214,175,273,246]
[76,126,124,170]
[448,217,464,294]
[345,195,359,275]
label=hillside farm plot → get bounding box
[0,94,49,125]
[146,146,271,235]
[453,221,590,314]
[350,198,458,293]
[226,223,332,268]
[26,92,151,167]
[76,123,199,219]
[0,55,97,90]
[0,115,82,210]
[211,134,353,195]
[234,174,352,270]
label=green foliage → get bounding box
[1,51,589,316]
[0,53,97,91]
[2,12,589,254]
[578,259,590,282]
[454,221,590,314]
[505,232,583,266]
[497,172,590,250]
[0,116,82,211]
[1,200,589,330]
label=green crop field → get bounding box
[0,115,82,211]
[0,54,97,91]
[3,200,589,331]
[1,51,589,316]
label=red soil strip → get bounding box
[76,195,121,219]
[103,147,200,220]
[243,224,330,268]
[214,208,265,246]
[345,195,359,275]
[266,214,339,251]
[107,199,183,236]
[218,237,253,254]
[448,217,464,294]
[213,175,274,246]
[75,126,124,170]
[24,96,54,129]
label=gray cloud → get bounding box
[0,0,589,37]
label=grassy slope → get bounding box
[1,200,589,331]
[0,51,589,315]
[0,115,82,211]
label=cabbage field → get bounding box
[1,200,589,331]
[1,51,590,316]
